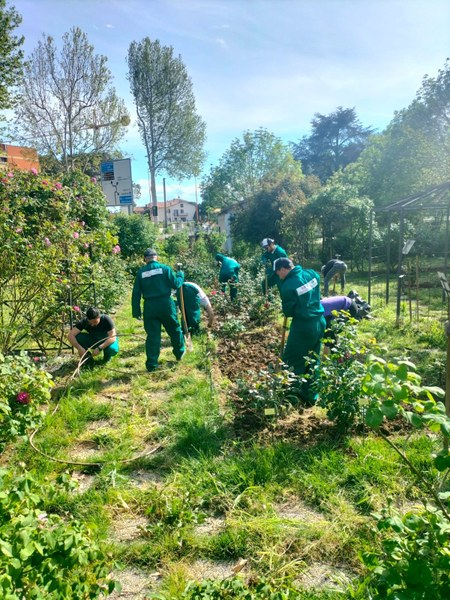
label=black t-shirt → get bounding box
[74,315,115,337]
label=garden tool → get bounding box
[177,264,193,351]
[280,315,288,357]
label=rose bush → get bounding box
[0,169,127,354]
[0,352,53,450]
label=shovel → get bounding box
[280,315,288,357]
[177,266,194,351]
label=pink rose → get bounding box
[16,391,31,404]
[30,168,38,175]
[7,172,13,178]
[15,227,23,233]
[42,180,49,186]
[44,237,51,246]
[112,245,121,254]
[72,305,81,312]
[91,177,97,183]
[73,232,79,239]
[83,243,89,248]
[211,290,217,296]
[33,356,40,362]
[55,182,62,189]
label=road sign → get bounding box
[100,158,133,206]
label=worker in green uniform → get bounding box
[261,238,288,294]
[176,281,216,335]
[215,253,240,300]
[132,248,185,372]
[274,257,326,405]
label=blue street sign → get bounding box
[119,195,133,204]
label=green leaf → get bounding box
[381,402,398,419]
[0,540,13,557]
[19,544,35,560]
[434,454,450,472]
[422,386,445,398]
[365,406,384,428]
[396,363,408,381]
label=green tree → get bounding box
[231,173,307,248]
[0,0,24,111]
[13,27,128,173]
[292,106,374,183]
[201,128,301,211]
[303,174,373,266]
[113,213,157,258]
[127,38,206,209]
[353,61,450,207]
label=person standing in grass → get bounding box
[68,307,119,367]
[132,248,185,372]
[321,255,348,296]
[274,257,325,405]
[260,237,288,294]
[215,252,240,300]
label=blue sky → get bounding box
[9,0,450,205]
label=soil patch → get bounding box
[109,568,159,599]
[186,558,248,581]
[275,500,326,524]
[297,562,356,591]
[195,515,226,536]
[127,468,165,489]
[110,514,148,542]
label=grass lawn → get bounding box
[3,286,448,599]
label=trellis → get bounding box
[368,182,450,322]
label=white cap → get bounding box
[261,238,274,248]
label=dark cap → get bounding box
[273,257,293,271]
[144,248,157,258]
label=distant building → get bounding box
[216,203,241,253]
[135,198,197,224]
[0,144,40,172]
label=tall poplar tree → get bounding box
[127,38,206,208]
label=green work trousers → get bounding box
[76,332,119,362]
[143,297,185,371]
[221,279,238,300]
[282,316,326,404]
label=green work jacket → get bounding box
[280,266,324,321]
[215,253,240,283]
[262,245,288,288]
[132,260,184,319]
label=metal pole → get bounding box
[163,177,168,230]
[195,176,199,222]
[386,213,391,304]
[396,209,405,324]
[368,210,373,306]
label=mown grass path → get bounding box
[6,294,442,599]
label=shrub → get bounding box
[113,213,158,258]
[363,506,450,598]
[314,318,368,432]
[0,469,117,598]
[0,168,124,353]
[0,352,53,450]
